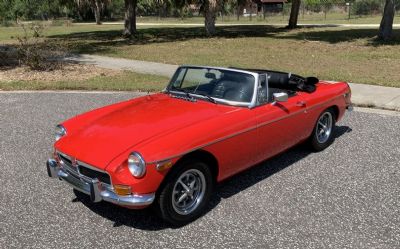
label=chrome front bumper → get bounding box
[46,159,155,207]
[346,104,354,112]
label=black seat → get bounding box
[212,80,252,102]
[211,73,254,102]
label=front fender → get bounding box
[106,152,181,194]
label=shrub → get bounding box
[351,0,383,16]
[16,23,66,71]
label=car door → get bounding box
[254,91,312,163]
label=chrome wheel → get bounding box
[172,169,206,215]
[316,111,333,144]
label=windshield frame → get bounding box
[166,65,259,108]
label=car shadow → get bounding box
[47,25,400,56]
[73,125,352,230]
[48,25,288,54]
[269,28,400,46]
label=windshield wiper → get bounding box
[169,87,216,104]
[169,87,196,102]
[194,93,217,104]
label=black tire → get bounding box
[154,159,214,226]
[310,108,336,151]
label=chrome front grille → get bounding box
[57,151,111,185]
[58,152,78,175]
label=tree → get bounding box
[378,0,395,41]
[204,0,218,36]
[123,0,137,36]
[91,0,102,24]
[288,0,301,29]
[235,0,246,21]
[75,0,105,24]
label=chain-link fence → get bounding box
[297,0,395,20]
[217,0,400,23]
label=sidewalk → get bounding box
[73,22,400,28]
[68,54,400,111]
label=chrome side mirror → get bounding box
[272,92,288,103]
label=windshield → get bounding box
[167,67,255,104]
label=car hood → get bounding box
[56,93,236,170]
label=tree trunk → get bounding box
[378,0,395,41]
[221,2,224,22]
[204,0,218,36]
[262,5,265,20]
[249,2,252,21]
[288,0,301,29]
[123,0,137,36]
[91,0,102,25]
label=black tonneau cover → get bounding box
[230,67,319,93]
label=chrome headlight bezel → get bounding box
[55,124,67,141]
[128,152,146,178]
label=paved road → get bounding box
[0,92,399,248]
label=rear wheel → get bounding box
[310,108,336,151]
[155,159,214,226]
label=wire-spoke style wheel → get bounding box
[155,159,214,226]
[310,108,336,151]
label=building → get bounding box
[243,0,286,17]
[257,0,287,13]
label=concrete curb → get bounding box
[65,54,400,112]
[349,83,400,112]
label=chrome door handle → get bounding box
[296,101,306,107]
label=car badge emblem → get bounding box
[71,157,78,167]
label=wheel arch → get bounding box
[174,150,219,181]
[308,105,339,138]
[155,149,219,196]
[329,105,340,121]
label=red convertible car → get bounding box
[47,66,352,225]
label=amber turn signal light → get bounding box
[113,184,132,196]
[156,161,173,171]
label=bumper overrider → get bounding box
[46,159,155,207]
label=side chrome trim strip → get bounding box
[149,95,341,164]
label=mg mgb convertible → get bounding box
[46,66,352,225]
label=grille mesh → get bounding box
[57,152,111,185]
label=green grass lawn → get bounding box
[43,24,399,88]
[1,22,400,89]
[0,71,169,91]
[134,13,400,25]
[1,12,399,42]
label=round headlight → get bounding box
[128,152,146,178]
[55,125,67,141]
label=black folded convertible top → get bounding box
[230,67,319,93]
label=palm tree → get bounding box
[75,0,107,24]
[288,0,301,29]
[123,0,137,36]
[378,0,395,41]
[204,0,218,35]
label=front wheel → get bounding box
[310,108,336,151]
[154,160,214,226]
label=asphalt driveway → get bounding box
[0,92,399,248]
